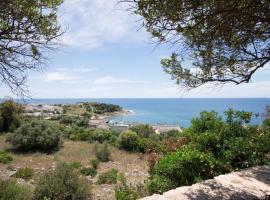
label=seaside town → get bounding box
[24,103,182,134]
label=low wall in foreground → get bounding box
[141,166,270,200]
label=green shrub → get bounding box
[7,120,62,152]
[118,130,140,152]
[97,169,119,184]
[63,126,93,141]
[0,99,24,132]
[150,148,216,193]
[195,132,221,156]
[90,129,119,144]
[191,111,224,133]
[0,179,33,200]
[221,137,268,169]
[115,180,139,200]
[137,138,165,153]
[0,151,13,164]
[95,142,111,162]
[130,124,154,138]
[80,167,97,177]
[146,175,176,194]
[90,158,100,169]
[33,163,90,200]
[12,167,34,180]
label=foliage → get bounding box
[60,115,89,128]
[149,148,216,193]
[33,163,90,200]
[90,158,100,169]
[97,169,119,185]
[125,0,270,88]
[130,124,155,138]
[12,167,34,180]
[115,179,139,200]
[81,102,122,114]
[0,0,63,94]
[80,167,97,177]
[118,130,140,152]
[0,179,33,200]
[90,129,119,144]
[95,142,111,162]
[146,175,176,194]
[0,151,13,164]
[7,120,62,152]
[137,138,165,153]
[162,137,189,153]
[190,111,224,133]
[146,109,270,193]
[64,126,93,141]
[0,100,24,132]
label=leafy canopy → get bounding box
[124,0,270,88]
[0,0,63,95]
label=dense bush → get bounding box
[80,167,97,177]
[0,151,13,164]
[7,120,62,152]
[137,138,165,153]
[0,179,33,200]
[146,109,270,194]
[0,99,24,132]
[190,111,224,133]
[34,163,90,200]
[95,142,111,162]
[147,148,218,193]
[90,128,119,144]
[130,124,155,138]
[97,169,119,184]
[12,167,34,180]
[64,126,93,141]
[118,130,140,151]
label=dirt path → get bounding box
[142,165,270,200]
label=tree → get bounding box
[123,0,270,88]
[0,99,23,132]
[0,0,63,95]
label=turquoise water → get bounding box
[16,98,270,128]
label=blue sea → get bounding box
[15,98,270,128]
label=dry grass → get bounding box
[0,135,149,200]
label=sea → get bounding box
[13,98,270,128]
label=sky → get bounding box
[1,0,270,98]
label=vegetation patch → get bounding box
[7,119,62,152]
[80,167,97,177]
[0,179,33,200]
[34,163,91,200]
[97,169,119,184]
[95,142,111,162]
[12,167,34,180]
[0,151,13,164]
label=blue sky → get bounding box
[1,0,270,98]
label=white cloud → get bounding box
[44,72,78,82]
[59,0,147,49]
[93,76,147,85]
